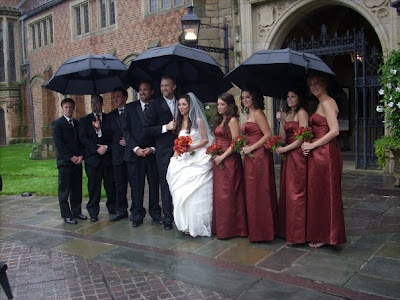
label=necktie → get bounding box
[68,119,74,127]
[96,114,101,123]
[119,108,124,115]
[144,104,148,113]
[168,101,174,115]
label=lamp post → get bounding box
[180,6,230,73]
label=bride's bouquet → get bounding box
[173,136,193,156]
[206,143,225,169]
[265,135,286,161]
[231,135,255,159]
[294,126,314,142]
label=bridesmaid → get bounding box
[275,88,309,245]
[241,88,278,242]
[301,73,346,248]
[211,93,248,239]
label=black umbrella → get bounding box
[45,54,128,95]
[127,44,232,102]
[224,48,335,98]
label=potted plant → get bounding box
[375,48,400,186]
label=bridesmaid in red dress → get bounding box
[211,93,248,239]
[275,88,309,245]
[301,73,346,248]
[241,88,278,242]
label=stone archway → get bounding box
[30,75,45,141]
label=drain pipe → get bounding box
[20,18,36,143]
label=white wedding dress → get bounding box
[166,129,213,237]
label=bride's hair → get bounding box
[212,92,239,133]
[175,94,192,134]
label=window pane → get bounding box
[162,0,170,9]
[31,25,36,49]
[83,3,89,33]
[43,20,48,45]
[109,0,116,25]
[149,0,157,12]
[7,21,16,81]
[174,0,183,5]
[37,23,42,47]
[49,17,53,44]
[100,0,106,28]
[0,27,4,81]
[75,7,82,35]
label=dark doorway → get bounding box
[0,108,6,145]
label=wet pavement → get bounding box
[1,163,399,299]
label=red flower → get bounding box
[206,143,225,169]
[265,135,286,161]
[231,135,255,159]
[294,126,314,142]
[173,136,192,156]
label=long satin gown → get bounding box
[278,121,307,244]
[241,122,278,242]
[166,129,213,237]
[307,114,346,245]
[212,126,248,239]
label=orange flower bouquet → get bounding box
[173,136,193,156]
[231,136,255,159]
[294,126,314,142]
[265,135,286,161]
[206,143,225,169]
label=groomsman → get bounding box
[108,87,129,222]
[51,98,86,224]
[125,81,162,227]
[79,94,116,222]
[144,76,177,230]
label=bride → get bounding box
[166,92,213,237]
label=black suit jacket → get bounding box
[51,116,83,168]
[144,97,177,165]
[79,113,113,167]
[109,108,127,166]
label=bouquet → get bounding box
[265,135,286,161]
[206,143,225,169]
[173,136,193,156]
[294,126,314,142]
[231,136,255,159]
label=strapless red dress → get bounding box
[307,114,346,245]
[278,121,307,244]
[212,126,248,239]
[241,122,278,242]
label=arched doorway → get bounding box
[0,108,6,145]
[279,5,383,169]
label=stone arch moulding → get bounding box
[122,53,140,66]
[30,74,46,88]
[256,0,391,53]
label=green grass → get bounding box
[0,144,91,196]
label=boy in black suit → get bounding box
[51,98,86,224]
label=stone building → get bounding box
[0,0,399,168]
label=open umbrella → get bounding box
[45,54,128,95]
[127,44,232,102]
[224,48,335,98]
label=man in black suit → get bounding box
[51,98,87,224]
[79,94,116,222]
[125,82,162,227]
[108,87,129,222]
[144,76,177,230]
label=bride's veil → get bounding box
[187,92,214,146]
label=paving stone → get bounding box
[217,244,272,266]
[360,257,400,281]
[3,230,71,249]
[344,208,380,220]
[345,274,400,299]
[285,252,359,285]
[193,240,235,258]
[257,247,307,271]
[251,238,287,251]
[376,241,400,259]
[52,238,118,259]
[240,278,341,300]
[164,260,260,296]
[352,201,389,213]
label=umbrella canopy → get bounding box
[224,48,335,98]
[45,54,128,95]
[127,44,232,102]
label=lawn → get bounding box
[0,144,91,196]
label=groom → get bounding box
[144,75,177,230]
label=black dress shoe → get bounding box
[164,222,173,230]
[132,220,143,227]
[129,215,133,221]
[74,214,87,220]
[110,214,128,222]
[152,216,163,225]
[108,210,117,215]
[64,217,77,224]
[90,216,98,222]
